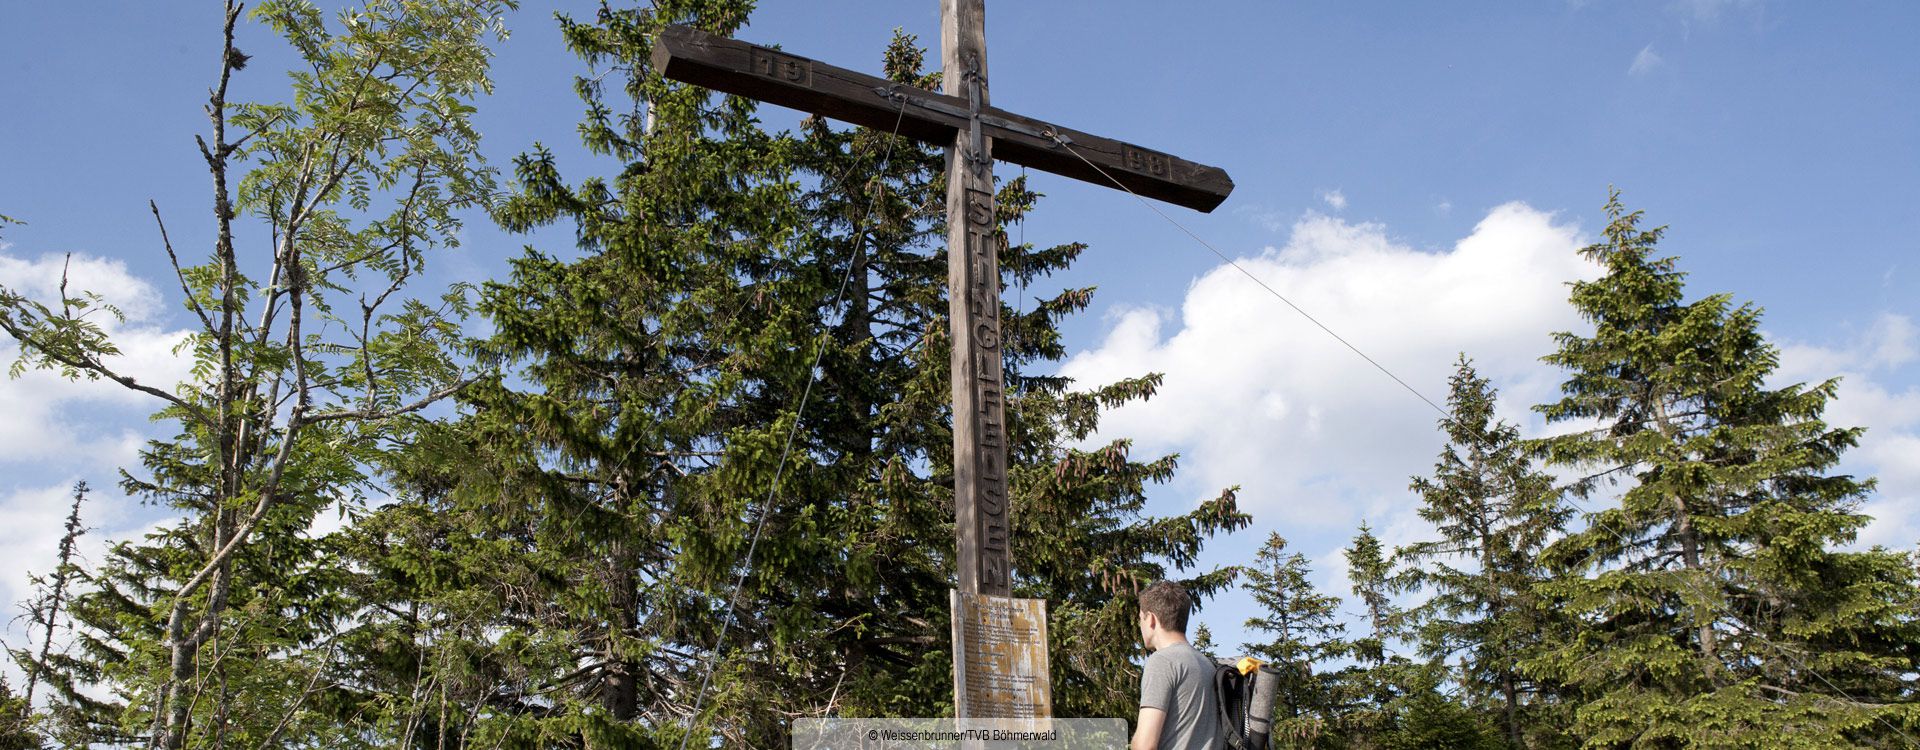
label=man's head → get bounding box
[1136,579,1191,650]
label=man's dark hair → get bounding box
[1138,579,1192,634]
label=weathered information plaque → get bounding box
[951,591,1052,718]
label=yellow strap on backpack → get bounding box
[1235,656,1264,675]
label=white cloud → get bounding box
[1776,314,1920,548]
[0,251,195,462]
[1867,315,1917,369]
[1233,204,1290,233]
[0,252,164,321]
[1069,201,1916,659]
[1630,44,1664,76]
[1059,203,1595,537]
[0,480,129,620]
[1674,0,1760,22]
[1,251,196,691]
[1319,189,1348,211]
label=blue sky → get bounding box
[3,1,1918,680]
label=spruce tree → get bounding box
[1337,523,1424,744]
[1344,524,1404,668]
[1381,688,1501,750]
[11,481,89,712]
[1531,191,1920,747]
[0,675,30,750]
[1193,623,1217,655]
[1401,357,1571,749]
[351,3,1247,745]
[1241,532,1346,748]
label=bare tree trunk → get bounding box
[152,6,245,748]
[602,537,641,723]
[1502,672,1521,749]
[1653,398,1720,684]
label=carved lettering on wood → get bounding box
[960,179,1009,593]
[966,188,994,226]
[749,45,810,85]
[652,25,1235,212]
[1121,143,1180,183]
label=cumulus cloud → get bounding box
[1065,204,1596,650]
[1319,189,1348,211]
[0,252,195,462]
[1059,203,1595,537]
[1,251,194,683]
[1065,202,1917,652]
[1630,44,1664,76]
[1776,314,1920,548]
[0,479,129,616]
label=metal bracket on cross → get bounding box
[650,6,1235,722]
[652,24,1234,212]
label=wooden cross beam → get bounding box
[652,26,1234,213]
[655,6,1230,719]
[653,13,1233,591]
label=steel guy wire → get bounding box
[677,98,911,750]
[1046,134,1919,746]
[1044,132,1449,418]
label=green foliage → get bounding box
[0,675,31,750]
[1329,524,1438,745]
[6,2,514,747]
[1401,357,1573,749]
[1345,525,1399,667]
[1193,623,1216,654]
[1530,190,1920,747]
[327,2,1246,746]
[1241,532,1346,747]
[1379,687,1502,750]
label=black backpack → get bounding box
[1214,659,1278,750]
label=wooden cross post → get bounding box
[654,1,1232,719]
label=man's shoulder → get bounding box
[1146,643,1213,674]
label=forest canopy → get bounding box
[2,2,1916,749]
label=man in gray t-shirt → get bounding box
[1132,580,1220,750]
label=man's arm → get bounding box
[1131,707,1166,750]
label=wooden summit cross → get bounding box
[653,0,1232,719]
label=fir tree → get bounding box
[1346,524,1396,666]
[1337,523,1425,744]
[1193,623,1217,655]
[0,675,32,750]
[1380,687,1501,750]
[1401,357,1571,748]
[350,3,1247,745]
[1531,191,1920,747]
[1241,532,1346,748]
